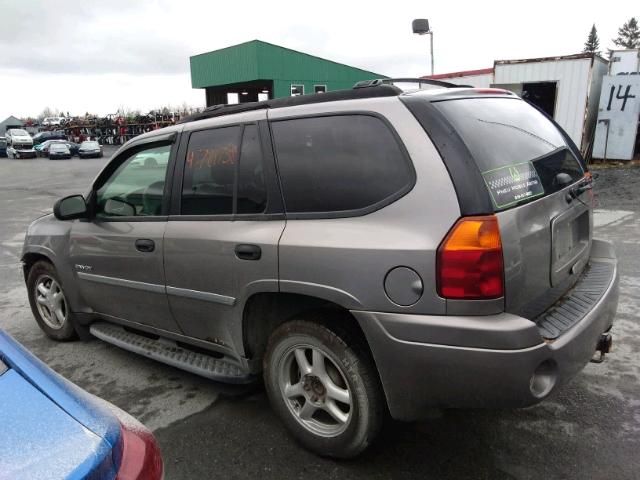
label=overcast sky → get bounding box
[0,0,635,119]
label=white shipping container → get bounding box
[593,75,640,160]
[609,49,639,75]
[493,53,608,152]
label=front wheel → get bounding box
[264,319,384,458]
[27,261,77,340]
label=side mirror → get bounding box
[53,195,88,220]
[103,198,136,216]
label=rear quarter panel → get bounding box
[272,97,460,314]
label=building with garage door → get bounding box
[423,53,608,155]
[190,40,385,106]
[0,116,24,136]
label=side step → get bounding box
[89,322,254,384]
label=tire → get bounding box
[26,260,77,341]
[264,318,384,458]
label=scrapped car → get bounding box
[0,329,163,479]
[48,142,72,160]
[22,81,619,458]
[78,140,103,158]
[0,137,6,157]
[33,130,66,146]
[42,116,66,127]
[5,128,36,159]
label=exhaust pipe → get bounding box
[591,333,613,363]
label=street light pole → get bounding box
[412,19,434,76]
[429,31,434,76]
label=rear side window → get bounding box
[181,124,268,216]
[271,115,413,215]
[434,98,584,210]
[182,126,240,215]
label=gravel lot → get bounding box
[0,153,638,479]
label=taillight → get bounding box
[437,215,504,299]
[116,423,163,480]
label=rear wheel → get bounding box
[27,261,77,340]
[264,319,384,458]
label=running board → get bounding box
[89,322,254,384]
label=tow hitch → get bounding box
[591,333,613,363]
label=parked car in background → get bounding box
[22,83,619,458]
[36,140,79,157]
[0,329,163,479]
[5,128,36,159]
[33,130,66,146]
[48,142,72,160]
[78,140,103,158]
[0,137,6,157]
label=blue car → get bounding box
[0,330,163,479]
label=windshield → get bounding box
[50,144,68,151]
[434,98,584,210]
[10,129,28,136]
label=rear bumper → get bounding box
[354,239,619,421]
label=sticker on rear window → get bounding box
[482,162,544,209]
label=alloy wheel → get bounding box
[34,275,68,330]
[278,343,352,437]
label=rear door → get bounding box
[431,97,591,319]
[163,112,284,354]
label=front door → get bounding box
[163,117,284,354]
[70,139,182,333]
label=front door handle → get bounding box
[135,239,155,253]
[235,244,261,260]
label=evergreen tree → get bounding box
[583,24,600,53]
[613,17,640,49]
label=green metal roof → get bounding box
[190,40,386,88]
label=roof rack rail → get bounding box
[353,78,461,89]
[178,84,402,124]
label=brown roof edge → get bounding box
[421,68,494,80]
[495,52,607,65]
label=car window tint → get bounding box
[271,115,412,214]
[95,144,170,217]
[237,125,267,214]
[181,126,241,215]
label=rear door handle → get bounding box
[135,239,155,253]
[235,244,261,260]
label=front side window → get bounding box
[95,144,171,217]
[271,115,414,215]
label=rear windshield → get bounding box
[434,98,584,210]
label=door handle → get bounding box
[235,244,261,260]
[135,239,155,253]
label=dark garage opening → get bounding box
[522,81,557,117]
[205,80,274,106]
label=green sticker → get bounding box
[482,161,545,209]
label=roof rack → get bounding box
[353,77,462,89]
[178,84,402,124]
